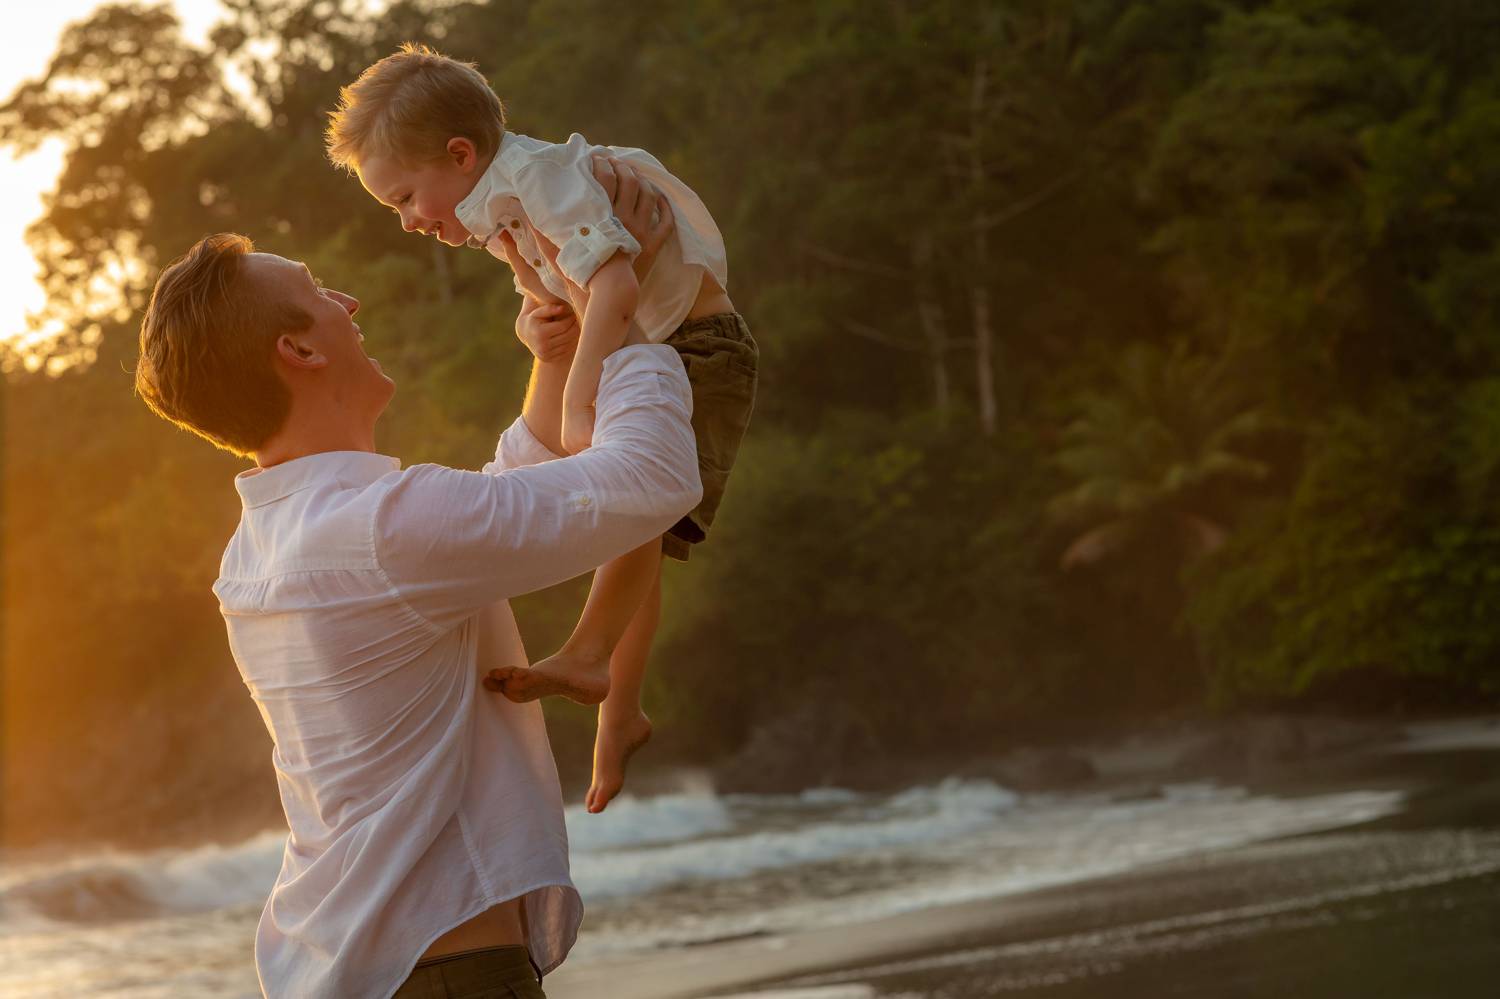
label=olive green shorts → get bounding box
[661,312,758,562]
[393,945,545,998]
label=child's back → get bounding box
[457,131,732,341]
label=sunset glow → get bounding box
[0,1,225,349]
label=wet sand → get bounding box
[546,722,1500,999]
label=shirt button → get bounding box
[579,226,590,236]
[578,495,592,508]
[509,220,520,229]
[532,258,542,267]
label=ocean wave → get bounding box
[0,832,283,927]
[565,791,735,852]
[572,778,1021,900]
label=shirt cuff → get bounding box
[493,414,565,471]
[555,215,642,288]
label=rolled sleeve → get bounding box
[375,345,699,630]
[484,414,564,474]
[555,215,639,289]
[513,133,641,289]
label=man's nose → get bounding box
[330,291,359,316]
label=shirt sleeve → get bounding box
[483,412,563,474]
[513,133,642,289]
[374,345,701,632]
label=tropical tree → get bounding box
[1047,340,1272,570]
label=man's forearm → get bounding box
[521,354,571,457]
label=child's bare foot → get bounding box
[486,647,610,705]
[586,710,653,814]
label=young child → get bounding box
[325,44,757,813]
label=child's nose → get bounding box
[401,210,420,233]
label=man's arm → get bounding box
[502,157,675,463]
[376,346,701,632]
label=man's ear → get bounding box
[447,136,479,173]
[275,332,328,372]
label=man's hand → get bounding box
[515,295,579,363]
[590,156,676,283]
[539,157,678,317]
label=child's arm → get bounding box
[561,253,638,454]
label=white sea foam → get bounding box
[564,791,735,852]
[572,778,1021,900]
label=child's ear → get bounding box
[447,137,479,172]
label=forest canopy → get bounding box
[4,0,1500,847]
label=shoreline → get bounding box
[545,718,1500,999]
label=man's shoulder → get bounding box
[214,473,409,588]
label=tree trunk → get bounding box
[969,58,997,437]
[912,231,951,422]
[431,239,454,307]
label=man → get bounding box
[134,165,699,998]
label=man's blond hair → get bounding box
[326,43,506,171]
[136,234,311,458]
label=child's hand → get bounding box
[515,296,579,362]
[561,405,595,454]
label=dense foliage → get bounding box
[4,0,1499,847]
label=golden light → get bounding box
[0,1,228,355]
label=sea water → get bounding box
[0,778,1406,998]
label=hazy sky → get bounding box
[0,2,227,345]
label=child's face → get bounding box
[357,140,483,247]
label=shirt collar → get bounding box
[234,450,400,508]
[456,132,513,245]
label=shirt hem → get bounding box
[376,880,583,999]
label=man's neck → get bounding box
[255,416,377,469]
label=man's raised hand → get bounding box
[591,156,675,283]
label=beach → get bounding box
[546,718,1500,999]
[4,716,1499,998]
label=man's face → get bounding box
[358,146,480,247]
[244,252,395,417]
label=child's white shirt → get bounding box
[455,131,729,343]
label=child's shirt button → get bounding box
[579,226,590,236]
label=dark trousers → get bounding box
[392,945,545,998]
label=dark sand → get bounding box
[546,721,1500,999]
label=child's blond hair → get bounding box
[325,43,506,171]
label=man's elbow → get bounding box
[638,444,702,527]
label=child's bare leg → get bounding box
[587,561,660,813]
[495,536,660,704]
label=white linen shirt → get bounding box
[455,131,730,343]
[212,346,701,999]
